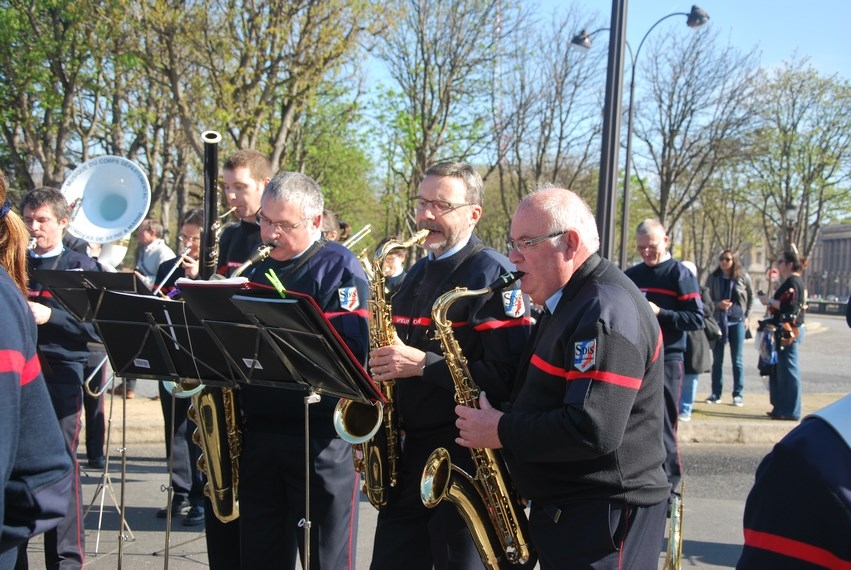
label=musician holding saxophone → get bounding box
[235,172,369,569]
[368,161,532,570]
[455,187,671,569]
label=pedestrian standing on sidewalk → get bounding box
[625,220,704,506]
[679,261,713,422]
[704,249,754,407]
[758,250,806,421]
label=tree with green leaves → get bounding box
[744,58,851,261]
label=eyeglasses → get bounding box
[256,210,309,233]
[719,256,732,262]
[179,234,202,244]
[636,244,662,253]
[505,230,566,253]
[410,196,472,215]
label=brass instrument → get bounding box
[333,228,429,510]
[420,271,536,569]
[59,155,151,267]
[187,130,242,523]
[341,223,372,249]
[664,487,684,569]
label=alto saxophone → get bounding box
[420,272,536,569]
[333,229,429,510]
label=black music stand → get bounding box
[93,290,242,562]
[33,270,151,556]
[92,290,237,388]
[177,279,382,402]
[32,270,151,322]
[177,278,382,570]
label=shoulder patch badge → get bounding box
[338,287,360,311]
[502,289,525,318]
[573,339,597,372]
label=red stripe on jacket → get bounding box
[743,528,851,569]
[531,354,642,390]
[0,351,42,386]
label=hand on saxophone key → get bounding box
[455,391,504,450]
[368,344,426,381]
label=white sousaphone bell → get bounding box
[60,155,152,268]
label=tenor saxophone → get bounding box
[333,229,429,510]
[420,271,536,569]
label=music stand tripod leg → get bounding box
[83,369,135,555]
[298,390,322,570]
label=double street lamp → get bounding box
[572,5,710,268]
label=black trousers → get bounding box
[17,379,86,570]
[662,359,684,495]
[529,498,667,569]
[370,435,483,570]
[238,428,359,570]
[158,383,204,507]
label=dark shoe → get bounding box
[183,505,205,526]
[156,498,191,519]
[705,394,721,404]
[87,457,106,470]
[770,415,799,421]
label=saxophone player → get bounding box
[455,187,670,569]
[368,161,532,569]
[235,172,369,569]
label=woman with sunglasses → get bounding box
[758,251,807,420]
[704,250,754,406]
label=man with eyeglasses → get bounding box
[455,187,670,568]
[368,161,531,570]
[226,171,369,569]
[624,219,704,512]
[217,149,272,277]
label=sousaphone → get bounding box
[61,156,151,267]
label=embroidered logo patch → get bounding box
[338,287,360,311]
[573,339,597,372]
[502,289,525,318]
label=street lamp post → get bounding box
[572,5,710,268]
[784,201,799,252]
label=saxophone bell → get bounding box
[333,399,384,444]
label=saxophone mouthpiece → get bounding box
[488,271,525,292]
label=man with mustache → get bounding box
[368,161,531,569]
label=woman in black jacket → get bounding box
[704,250,754,406]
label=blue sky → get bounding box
[540,0,850,79]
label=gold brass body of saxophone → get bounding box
[664,486,684,569]
[420,272,536,569]
[334,228,429,510]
